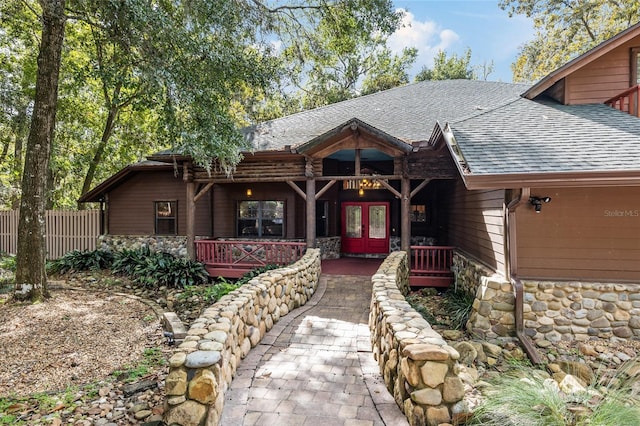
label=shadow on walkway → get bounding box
[220,268,408,426]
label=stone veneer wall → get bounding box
[163,249,321,426]
[316,236,340,259]
[456,251,640,343]
[98,235,188,258]
[369,251,466,426]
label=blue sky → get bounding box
[389,1,536,82]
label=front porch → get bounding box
[196,239,454,287]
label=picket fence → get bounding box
[0,209,100,259]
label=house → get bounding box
[80,23,640,348]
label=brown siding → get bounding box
[517,187,640,281]
[108,171,210,236]
[408,148,459,179]
[194,155,306,181]
[566,35,640,104]
[211,182,302,238]
[448,180,506,273]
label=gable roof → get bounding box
[78,161,174,203]
[523,21,640,100]
[243,80,528,152]
[444,98,640,188]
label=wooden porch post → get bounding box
[184,163,196,260]
[401,158,411,253]
[305,158,316,248]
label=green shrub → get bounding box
[180,277,241,304]
[113,247,207,288]
[0,254,16,272]
[443,287,475,330]
[48,249,114,274]
[469,364,640,426]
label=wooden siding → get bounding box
[108,171,211,235]
[211,183,302,239]
[194,155,306,181]
[566,35,640,104]
[517,187,640,281]
[408,148,459,179]
[447,179,506,274]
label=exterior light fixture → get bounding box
[246,188,252,197]
[358,187,364,196]
[529,196,551,213]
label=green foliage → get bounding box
[236,264,281,285]
[0,254,16,272]
[112,247,208,288]
[442,287,475,330]
[415,48,475,81]
[112,347,166,383]
[0,386,80,425]
[469,364,640,426]
[180,280,240,304]
[500,0,640,82]
[48,249,114,274]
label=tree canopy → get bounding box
[414,49,477,81]
[0,0,414,209]
[500,0,640,82]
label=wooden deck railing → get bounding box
[409,245,454,288]
[196,239,307,278]
[605,85,640,117]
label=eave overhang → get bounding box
[78,161,174,203]
[462,170,640,190]
[523,21,640,100]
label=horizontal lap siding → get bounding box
[517,187,640,281]
[567,36,640,104]
[108,171,210,236]
[448,180,506,273]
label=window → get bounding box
[155,201,177,235]
[632,48,640,85]
[411,205,427,222]
[237,200,284,238]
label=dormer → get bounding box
[523,22,640,116]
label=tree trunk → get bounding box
[14,0,66,302]
[80,104,118,198]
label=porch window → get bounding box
[237,200,284,238]
[155,201,177,235]
[632,47,640,85]
[411,205,427,222]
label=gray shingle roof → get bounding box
[244,80,528,151]
[450,98,640,175]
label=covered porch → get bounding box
[195,238,454,287]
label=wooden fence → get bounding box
[0,209,100,259]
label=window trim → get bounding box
[237,200,285,238]
[631,47,640,86]
[155,200,178,235]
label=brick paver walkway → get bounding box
[220,274,408,426]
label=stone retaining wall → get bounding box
[98,235,188,258]
[456,252,640,343]
[317,236,340,259]
[369,251,466,426]
[163,249,321,426]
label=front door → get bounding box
[341,202,389,254]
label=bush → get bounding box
[0,253,16,272]
[112,247,207,288]
[48,249,114,274]
[469,364,640,426]
[442,287,475,330]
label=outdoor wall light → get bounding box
[246,188,252,197]
[529,196,551,213]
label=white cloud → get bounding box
[387,9,460,72]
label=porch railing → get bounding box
[604,84,640,117]
[409,245,454,288]
[196,239,307,278]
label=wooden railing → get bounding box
[196,239,307,278]
[409,245,454,288]
[604,85,640,117]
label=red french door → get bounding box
[341,202,389,254]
